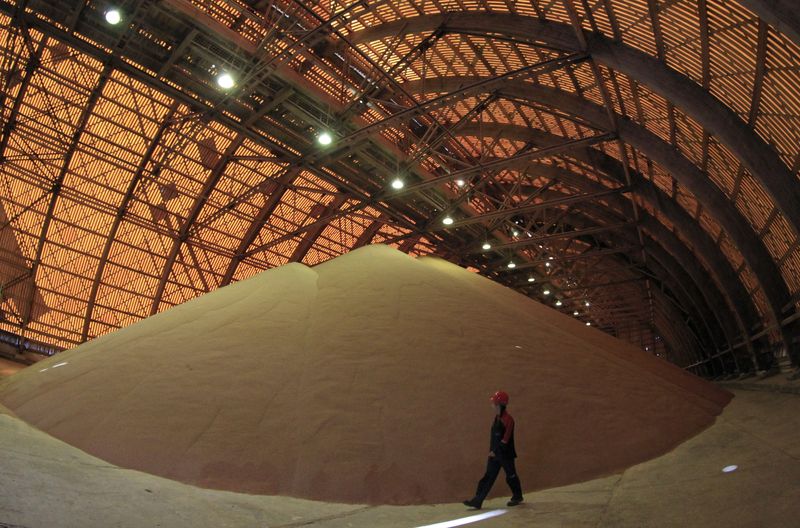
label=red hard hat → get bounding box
[490,390,509,405]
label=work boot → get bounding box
[507,496,524,507]
[462,498,482,509]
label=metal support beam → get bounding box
[352,215,388,249]
[555,277,646,292]
[452,123,760,339]
[389,132,615,197]
[403,82,792,350]
[435,187,628,230]
[398,234,422,253]
[220,167,301,286]
[504,246,638,271]
[289,194,349,263]
[21,62,113,336]
[81,101,181,341]
[338,53,586,147]
[150,134,246,315]
[468,222,634,254]
[347,14,800,246]
[500,160,751,367]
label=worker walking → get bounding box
[463,390,524,509]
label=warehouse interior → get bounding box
[0,0,799,526]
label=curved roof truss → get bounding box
[0,0,798,376]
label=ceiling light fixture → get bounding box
[105,8,122,25]
[318,132,333,146]
[391,178,404,190]
[217,72,235,89]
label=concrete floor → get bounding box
[1,388,798,528]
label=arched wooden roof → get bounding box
[0,0,798,376]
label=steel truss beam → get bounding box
[346,13,800,247]
[434,186,628,230]
[400,76,790,354]
[2,2,431,289]
[21,62,113,336]
[337,53,587,147]
[476,180,721,358]
[502,246,637,271]
[81,101,181,341]
[467,222,635,254]
[418,91,791,353]
[538,249,700,363]
[220,167,301,286]
[454,124,759,340]
[555,277,646,292]
[549,209,731,367]
[150,134,246,315]
[487,161,749,368]
[289,194,349,263]
[352,214,389,249]
[389,132,615,197]
[526,172,760,369]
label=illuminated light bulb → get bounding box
[512,230,519,237]
[105,8,122,25]
[586,321,591,326]
[543,289,550,295]
[585,301,591,307]
[545,262,551,267]
[527,277,535,282]
[507,261,516,269]
[442,216,454,226]
[217,72,235,89]
[318,132,333,146]
[573,310,579,316]
[482,242,491,250]
[455,179,465,187]
[548,256,554,260]
[722,465,738,473]
[555,300,562,306]
[391,178,404,190]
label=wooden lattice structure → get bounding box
[0,0,799,377]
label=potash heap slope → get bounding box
[0,245,731,504]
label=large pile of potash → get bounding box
[0,245,731,504]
